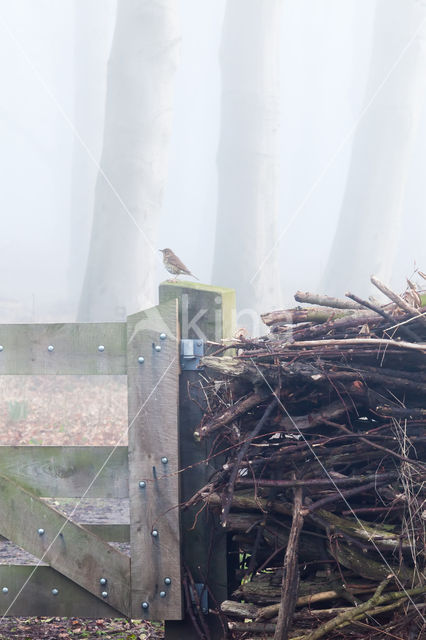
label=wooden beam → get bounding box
[0,322,126,374]
[0,566,119,617]
[127,299,181,620]
[0,473,130,615]
[0,446,128,498]
[83,524,129,542]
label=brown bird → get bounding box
[159,248,199,281]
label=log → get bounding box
[274,486,304,639]
[261,307,358,326]
[371,275,426,329]
[201,355,263,382]
[329,542,413,583]
[375,404,426,419]
[278,337,426,353]
[195,388,271,439]
[345,291,421,342]
[236,472,395,489]
[300,581,425,640]
[294,291,362,310]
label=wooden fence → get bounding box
[0,282,235,638]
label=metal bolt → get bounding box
[99,578,107,585]
[51,588,59,596]
[98,345,105,352]
[0,346,3,352]
[161,456,168,465]
[101,591,108,598]
[152,529,159,538]
[159,591,166,598]
[138,356,145,364]
[160,333,167,340]
[47,345,54,352]
[154,345,162,352]
[142,601,149,610]
[139,481,146,489]
[197,341,202,347]
[2,587,8,594]
[164,577,171,586]
[38,528,45,536]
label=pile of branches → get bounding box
[189,275,426,640]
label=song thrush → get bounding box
[159,248,199,281]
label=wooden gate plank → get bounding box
[127,299,181,620]
[0,323,126,374]
[0,473,130,615]
[0,566,119,617]
[0,446,129,498]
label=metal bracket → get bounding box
[180,339,205,370]
[189,583,209,615]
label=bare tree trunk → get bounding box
[68,0,116,314]
[78,0,180,321]
[322,0,426,298]
[213,0,283,317]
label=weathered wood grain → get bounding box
[0,565,119,617]
[0,323,126,374]
[83,524,129,542]
[159,281,235,341]
[0,446,128,498]
[164,284,235,639]
[0,473,130,615]
[127,299,181,620]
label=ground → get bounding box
[0,376,165,640]
[0,617,163,640]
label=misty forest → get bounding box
[0,0,425,326]
[0,2,425,640]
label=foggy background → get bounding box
[0,0,425,325]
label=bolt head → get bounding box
[47,345,54,352]
[98,345,105,352]
[152,529,159,537]
[38,528,45,536]
[142,601,149,610]
[138,356,145,364]
[139,481,146,489]
[101,591,108,598]
[154,345,162,352]
[161,456,168,465]
[0,346,3,352]
[51,588,59,596]
[2,587,8,594]
[99,578,107,585]
[159,591,166,598]
[159,333,167,340]
[164,577,171,586]
[197,341,202,347]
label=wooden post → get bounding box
[160,281,236,639]
[127,299,181,620]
